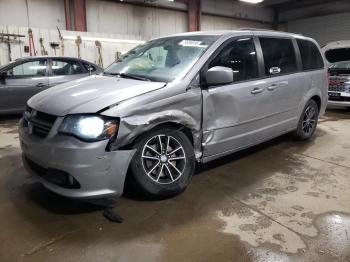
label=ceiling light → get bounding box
[239,0,264,4]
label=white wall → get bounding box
[0,0,66,29]
[86,0,188,39]
[284,12,350,46]
[0,0,274,66]
[0,25,145,67]
[0,0,274,35]
[201,15,271,31]
[86,0,273,38]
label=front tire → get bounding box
[130,127,195,198]
[293,99,319,140]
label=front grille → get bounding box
[329,85,346,92]
[329,76,350,92]
[24,156,80,189]
[36,111,57,124]
[23,107,57,138]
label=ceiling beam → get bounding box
[260,0,294,7]
[274,0,343,12]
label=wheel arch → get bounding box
[117,121,197,153]
[150,122,194,145]
[310,95,321,110]
[297,87,323,120]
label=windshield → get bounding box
[330,60,350,70]
[104,35,219,82]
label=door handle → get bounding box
[36,83,46,87]
[251,87,264,94]
[267,84,278,91]
[267,81,288,91]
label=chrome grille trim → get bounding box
[23,107,57,138]
[329,76,350,93]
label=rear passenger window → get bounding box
[297,39,324,70]
[209,37,259,82]
[260,38,297,76]
[51,60,84,76]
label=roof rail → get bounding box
[239,28,303,36]
[239,28,279,32]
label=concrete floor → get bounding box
[0,109,350,262]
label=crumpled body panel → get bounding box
[102,80,204,160]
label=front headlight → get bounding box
[58,115,119,142]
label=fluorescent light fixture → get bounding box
[239,0,264,4]
[62,35,145,44]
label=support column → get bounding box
[73,0,87,32]
[188,0,201,32]
[64,0,72,30]
[272,9,279,30]
[64,0,87,32]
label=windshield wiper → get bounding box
[103,72,151,81]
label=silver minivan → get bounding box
[19,30,327,200]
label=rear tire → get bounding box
[293,99,319,141]
[130,127,195,199]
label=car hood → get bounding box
[322,40,350,64]
[28,75,166,116]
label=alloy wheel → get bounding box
[141,134,186,185]
[302,105,317,135]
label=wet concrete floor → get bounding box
[0,109,349,262]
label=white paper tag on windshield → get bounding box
[179,40,206,47]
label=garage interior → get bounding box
[1,0,350,261]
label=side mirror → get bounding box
[206,66,233,86]
[0,71,6,84]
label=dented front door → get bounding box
[200,36,280,159]
[201,79,273,158]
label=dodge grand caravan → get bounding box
[19,30,327,199]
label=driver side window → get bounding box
[209,38,259,82]
[7,60,47,79]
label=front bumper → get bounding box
[19,119,135,199]
[327,92,350,107]
[327,99,350,106]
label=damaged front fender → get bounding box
[102,82,203,161]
